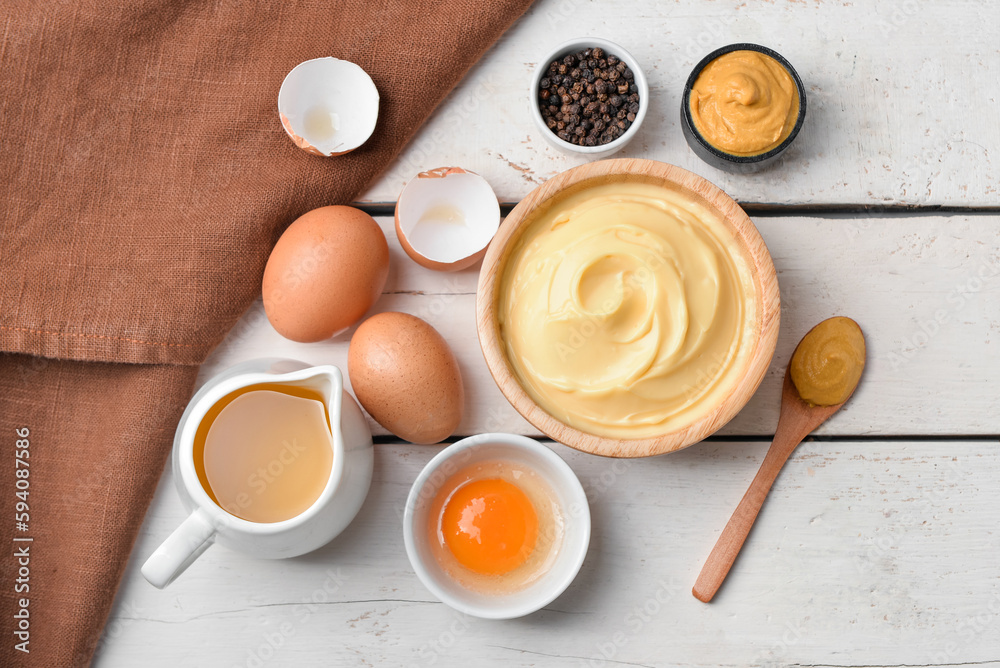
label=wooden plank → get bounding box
[357,0,1000,207]
[98,440,1000,668]
[197,214,1000,438]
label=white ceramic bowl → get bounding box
[403,433,590,619]
[530,37,649,158]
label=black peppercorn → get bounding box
[537,46,641,146]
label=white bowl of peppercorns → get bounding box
[531,38,648,157]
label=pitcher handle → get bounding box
[141,508,216,589]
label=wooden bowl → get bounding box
[475,159,780,457]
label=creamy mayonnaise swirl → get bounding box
[499,182,759,438]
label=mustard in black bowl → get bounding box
[681,43,806,173]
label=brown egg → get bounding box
[348,312,464,444]
[263,206,389,342]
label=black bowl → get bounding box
[681,43,806,174]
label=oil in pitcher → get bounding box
[192,383,334,523]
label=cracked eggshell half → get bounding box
[395,167,501,272]
[278,57,379,157]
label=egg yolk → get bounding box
[441,478,539,575]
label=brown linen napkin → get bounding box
[0,0,534,665]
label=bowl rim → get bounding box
[475,159,781,458]
[681,43,807,164]
[401,433,591,619]
[529,37,649,155]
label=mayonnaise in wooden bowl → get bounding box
[476,159,780,457]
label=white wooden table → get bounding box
[96,2,1000,666]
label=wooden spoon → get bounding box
[692,317,865,603]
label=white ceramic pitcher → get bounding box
[141,359,373,588]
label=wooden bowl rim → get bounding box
[475,158,781,458]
